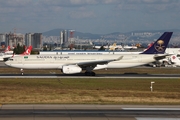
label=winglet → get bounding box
[142,32,173,54]
[115,56,123,61]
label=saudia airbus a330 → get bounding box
[5,32,173,76]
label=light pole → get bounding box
[150,81,155,92]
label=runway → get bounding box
[0,73,180,78]
[0,104,180,120]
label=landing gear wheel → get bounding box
[163,61,169,67]
[91,72,96,76]
[85,72,88,76]
[20,69,24,76]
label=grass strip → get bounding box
[0,78,180,104]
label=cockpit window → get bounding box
[9,59,13,61]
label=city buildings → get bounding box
[25,33,42,49]
[0,32,42,49]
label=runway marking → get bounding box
[123,108,180,110]
[136,118,180,120]
[0,76,180,79]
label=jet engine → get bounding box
[62,65,82,74]
[93,64,107,70]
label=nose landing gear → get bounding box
[20,69,24,75]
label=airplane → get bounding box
[94,43,138,51]
[94,43,123,51]
[123,45,137,50]
[0,46,14,61]
[4,46,12,52]
[2,46,32,61]
[169,54,180,67]
[109,43,123,51]
[5,32,173,76]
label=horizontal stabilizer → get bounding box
[154,54,169,61]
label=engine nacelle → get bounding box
[62,65,82,74]
[93,64,107,70]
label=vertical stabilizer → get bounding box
[4,46,10,53]
[142,32,173,54]
[21,46,32,55]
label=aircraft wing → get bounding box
[68,56,123,67]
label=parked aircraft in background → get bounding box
[158,54,180,67]
[1,46,32,61]
[0,46,14,61]
[169,54,180,67]
[123,45,137,50]
[108,43,123,51]
[94,43,122,50]
[4,46,12,53]
[5,32,173,76]
[94,43,137,51]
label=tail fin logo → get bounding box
[172,55,176,60]
[154,40,165,52]
[141,32,173,54]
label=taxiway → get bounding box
[0,104,180,120]
[0,73,180,78]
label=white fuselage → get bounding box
[5,54,157,70]
[0,51,13,61]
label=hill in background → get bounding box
[42,29,180,44]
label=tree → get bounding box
[13,44,25,54]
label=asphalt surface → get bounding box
[0,73,180,78]
[0,104,180,120]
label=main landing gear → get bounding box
[85,71,96,76]
[84,66,96,76]
[20,68,24,75]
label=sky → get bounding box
[0,0,180,34]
